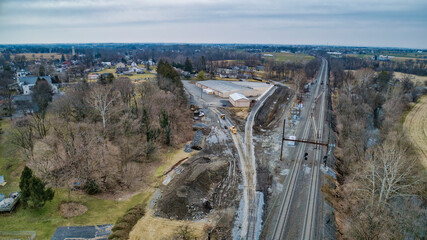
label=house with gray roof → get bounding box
[17,76,57,95]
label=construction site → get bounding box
[135,77,296,239]
[143,58,339,240]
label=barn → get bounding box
[229,93,250,107]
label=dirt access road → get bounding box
[213,85,277,240]
[404,95,427,168]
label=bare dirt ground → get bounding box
[60,202,88,218]
[404,95,427,168]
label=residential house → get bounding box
[116,62,128,74]
[256,66,265,71]
[17,76,58,95]
[101,62,112,68]
[129,66,145,74]
[88,73,99,80]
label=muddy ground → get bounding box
[253,86,294,184]
[153,85,293,239]
[252,86,295,228]
[154,114,241,238]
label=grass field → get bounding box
[13,53,62,61]
[393,72,427,86]
[262,52,314,62]
[129,209,207,240]
[88,66,156,83]
[403,95,427,169]
[345,53,427,62]
[0,119,151,239]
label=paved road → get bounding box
[268,58,329,240]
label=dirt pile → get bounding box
[60,202,88,218]
[254,86,293,130]
[155,156,229,220]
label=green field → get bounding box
[262,52,314,62]
[89,65,156,83]
[0,120,150,239]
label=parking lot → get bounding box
[183,80,231,108]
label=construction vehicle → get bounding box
[190,105,200,111]
[220,114,226,120]
[229,126,237,134]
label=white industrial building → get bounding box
[195,80,271,98]
[229,93,250,107]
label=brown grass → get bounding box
[393,72,427,86]
[128,209,207,240]
[404,95,427,168]
[59,202,88,218]
[13,53,62,61]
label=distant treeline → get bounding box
[330,56,427,76]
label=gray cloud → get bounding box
[0,0,426,48]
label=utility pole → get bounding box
[279,118,286,161]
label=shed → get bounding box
[229,93,250,107]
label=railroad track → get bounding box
[270,58,328,240]
[301,59,328,240]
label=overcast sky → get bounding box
[1,0,426,48]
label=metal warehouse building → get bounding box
[195,80,271,98]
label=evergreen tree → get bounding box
[184,58,193,73]
[19,166,33,208]
[29,177,54,208]
[376,70,392,91]
[31,78,53,117]
[99,73,114,85]
[160,110,171,146]
[199,56,206,71]
[19,166,54,209]
[38,65,46,76]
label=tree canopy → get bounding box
[19,166,54,209]
[31,78,53,116]
[184,58,193,73]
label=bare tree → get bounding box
[113,77,134,106]
[342,71,357,96]
[87,85,117,129]
[10,118,35,160]
[293,69,307,93]
[357,137,419,210]
[355,68,376,87]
